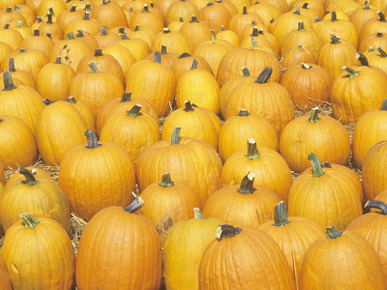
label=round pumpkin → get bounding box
[1,214,75,289]
[67,96,96,131]
[5,166,52,188]
[75,197,163,289]
[0,256,11,290]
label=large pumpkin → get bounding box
[199,224,296,289]
[164,208,222,290]
[1,214,75,289]
[59,130,136,221]
[299,226,384,289]
[288,153,363,230]
[0,167,71,234]
[136,127,222,206]
[75,197,163,289]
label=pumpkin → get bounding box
[280,63,331,110]
[216,25,239,46]
[139,173,200,244]
[1,214,75,289]
[20,29,53,59]
[352,99,387,169]
[67,96,96,130]
[5,166,52,188]
[172,52,213,80]
[221,138,292,201]
[199,224,296,289]
[331,65,387,124]
[203,172,281,226]
[224,66,295,134]
[229,6,264,39]
[362,140,387,201]
[359,32,387,54]
[75,197,163,289]
[179,15,212,51]
[151,27,191,55]
[247,1,282,31]
[35,99,88,165]
[0,115,37,169]
[279,107,350,172]
[65,11,102,36]
[346,200,387,285]
[103,44,137,77]
[0,57,35,89]
[94,26,122,48]
[375,190,387,203]
[37,0,66,17]
[70,62,124,117]
[198,1,232,33]
[219,109,278,161]
[125,52,175,117]
[36,56,75,101]
[318,34,358,79]
[92,0,128,29]
[0,167,71,233]
[288,153,363,230]
[143,45,179,69]
[161,100,219,149]
[99,104,160,164]
[350,4,379,34]
[38,13,64,40]
[74,29,99,51]
[0,256,11,290]
[136,127,222,206]
[281,44,317,67]
[130,5,164,33]
[0,24,23,50]
[59,130,136,221]
[359,11,387,44]
[0,42,13,71]
[164,208,222,289]
[0,7,27,28]
[175,59,220,113]
[259,201,326,283]
[56,4,84,30]
[165,0,199,24]
[299,226,384,289]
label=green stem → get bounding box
[161,45,167,55]
[33,29,40,36]
[55,56,62,64]
[100,26,108,36]
[67,32,75,40]
[123,197,144,213]
[190,15,198,22]
[274,201,290,226]
[242,6,247,14]
[343,66,359,78]
[171,127,181,145]
[376,32,383,37]
[126,104,143,117]
[237,109,250,116]
[255,67,272,83]
[88,62,99,73]
[216,224,242,241]
[377,47,387,57]
[68,96,77,103]
[308,107,320,123]
[85,129,102,148]
[294,8,300,15]
[308,153,324,177]
[2,71,16,91]
[301,63,312,69]
[356,53,369,66]
[326,226,343,239]
[250,27,258,37]
[120,92,132,102]
[381,99,387,110]
[191,59,198,70]
[330,10,337,21]
[43,98,54,105]
[159,173,174,187]
[330,34,340,44]
[178,52,191,59]
[184,100,195,112]
[298,21,305,31]
[84,11,90,20]
[154,51,161,64]
[19,167,38,185]
[120,33,129,40]
[47,13,53,24]
[241,67,250,76]
[20,213,40,229]
[70,4,76,11]
[142,4,149,12]
[244,138,260,159]
[237,171,256,194]
[364,200,387,215]
[193,207,204,219]
[378,11,386,22]
[94,48,103,57]
[302,2,309,8]
[8,58,15,72]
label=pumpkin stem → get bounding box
[381,99,387,110]
[118,28,126,34]
[210,30,216,40]
[159,173,174,187]
[8,58,16,72]
[46,13,53,24]
[242,6,247,14]
[20,213,40,229]
[2,71,16,91]
[55,56,62,64]
[274,201,290,226]
[127,104,143,117]
[330,10,337,21]
[184,100,195,112]
[179,17,184,22]
[376,32,383,37]
[342,66,359,78]
[178,52,191,59]
[43,98,54,105]
[378,11,386,22]
[83,11,90,20]
[19,167,38,185]
[240,67,250,77]
[250,27,258,37]
[134,25,141,31]
[100,26,108,36]
[308,107,320,123]
[301,63,312,69]
[68,96,77,103]
[191,59,198,70]
[123,196,145,213]
[190,15,198,22]
[237,109,250,116]
[237,171,256,194]
[67,32,75,40]
[255,67,272,83]
[88,62,99,73]
[142,3,149,12]
[70,4,76,11]
[251,36,258,48]
[216,224,242,241]
[161,45,167,55]
[364,200,387,215]
[152,51,162,64]
[94,48,103,57]
[330,34,340,44]
[33,28,40,36]
[221,25,225,31]
[162,27,171,34]
[377,47,387,57]
[245,138,260,159]
[326,226,343,239]
[298,21,305,31]
[120,92,132,102]
[120,33,130,40]
[193,207,204,219]
[308,153,324,177]
[321,162,332,168]
[171,126,181,145]
[85,129,102,148]
[294,8,300,15]
[301,2,309,9]
[356,53,369,66]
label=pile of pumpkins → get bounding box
[0,0,386,287]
